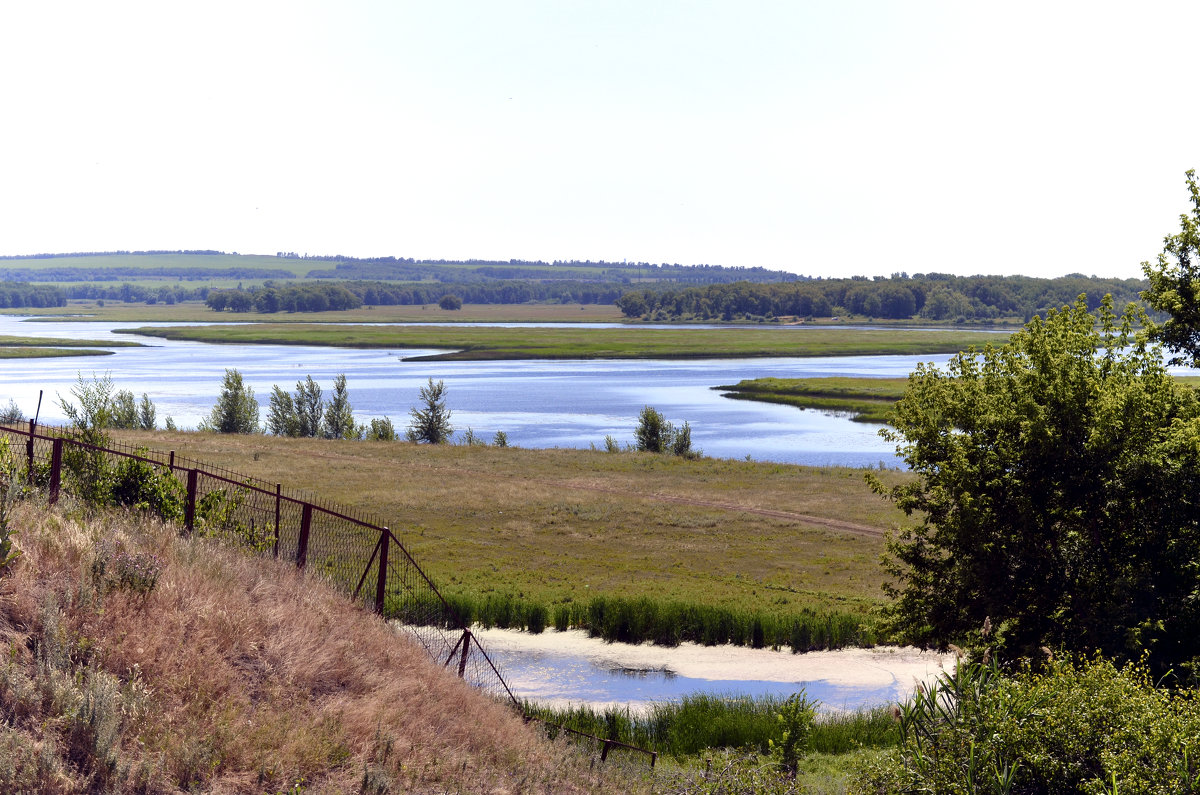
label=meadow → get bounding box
[113,431,910,632]
[717,377,911,423]
[122,322,1007,361]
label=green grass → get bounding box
[119,324,1008,361]
[526,696,900,759]
[116,432,909,626]
[0,334,141,348]
[716,377,910,422]
[0,333,135,359]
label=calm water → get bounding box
[0,315,961,466]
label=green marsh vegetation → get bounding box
[717,377,910,423]
[122,322,1007,361]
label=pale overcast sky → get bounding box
[1,2,1197,279]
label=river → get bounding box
[0,315,957,467]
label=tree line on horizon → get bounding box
[616,273,1149,322]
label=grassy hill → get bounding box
[0,498,624,793]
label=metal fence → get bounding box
[0,420,656,768]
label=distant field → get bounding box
[122,323,1008,361]
[113,431,910,619]
[7,299,627,324]
[717,377,910,422]
[0,252,311,277]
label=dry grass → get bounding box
[0,497,638,793]
[113,431,911,617]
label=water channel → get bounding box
[0,314,964,709]
[0,315,958,467]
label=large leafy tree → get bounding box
[874,296,1200,674]
[1142,169,1200,364]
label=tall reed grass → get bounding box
[386,591,882,651]
[524,695,900,759]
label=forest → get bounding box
[615,273,1150,322]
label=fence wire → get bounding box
[0,421,655,766]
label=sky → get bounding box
[1,1,1197,280]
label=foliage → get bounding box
[438,293,463,310]
[635,406,697,457]
[0,442,22,573]
[872,296,1200,674]
[322,373,360,439]
[295,375,323,438]
[853,654,1200,795]
[109,454,184,522]
[199,369,259,434]
[1142,168,1200,365]
[768,694,817,776]
[492,430,508,447]
[0,399,23,425]
[110,389,157,430]
[365,417,397,441]
[266,385,300,436]
[406,378,453,444]
[57,372,116,503]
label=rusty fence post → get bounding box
[48,438,63,504]
[296,503,312,569]
[184,469,198,534]
[374,527,390,614]
[26,419,35,482]
[457,630,471,679]
[273,484,281,559]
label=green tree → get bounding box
[1142,168,1200,364]
[266,386,300,437]
[111,389,138,429]
[438,293,463,310]
[137,393,156,430]
[406,378,453,444]
[295,375,324,438]
[365,417,397,441]
[634,406,673,453]
[322,373,360,439]
[873,296,1200,674]
[200,369,259,434]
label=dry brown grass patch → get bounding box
[0,497,636,793]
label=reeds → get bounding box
[387,591,882,651]
[525,695,900,759]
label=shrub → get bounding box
[109,454,185,522]
[853,654,1200,794]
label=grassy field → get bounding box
[717,377,911,423]
[113,430,910,622]
[7,298,627,324]
[0,333,142,358]
[121,322,1008,361]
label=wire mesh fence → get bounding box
[0,420,657,767]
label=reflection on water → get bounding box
[489,645,904,712]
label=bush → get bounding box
[853,654,1200,794]
[109,454,185,522]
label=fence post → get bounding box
[296,503,312,569]
[168,451,175,472]
[457,630,471,679]
[184,469,198,534]
[374,527,390,614]
[273,484,282,559]
[26,419,35,482]
[48,438,63,504]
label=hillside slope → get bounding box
[0,498,624,793]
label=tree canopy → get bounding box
[1142,169,1200,365]
[874,296,1200,675]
